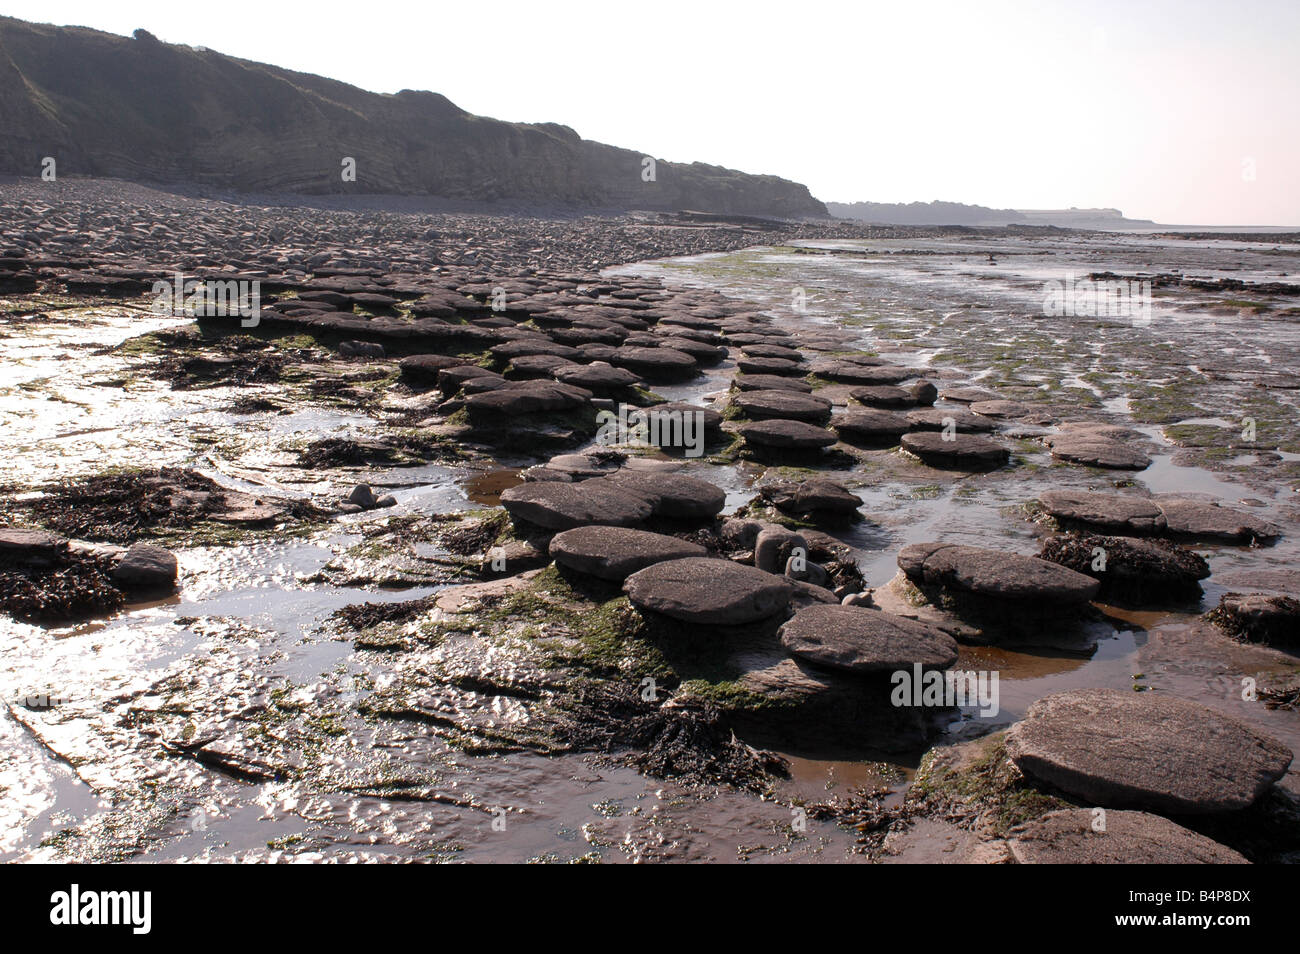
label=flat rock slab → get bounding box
[849,385,916,408]
[553,361,641,391]
[1007,809,1247,864]
[465,380,592,415]
[499,482,652,530]
[778,604,958,673]
[1038,490,1166,534]
[738,419,837,449]
[899,542,1100,604]
[732,389,832,423]
[1006,688,1293,813]
[833,409,911,443]
[1156,498,1281,543]
[549,526,706,580]
[901,432,1009,468]
[759,479,861,516]
[601,471,726,519]
[813,361,914,385]
[733,374,813,393]
[0,528,66,562]
[624,557,792,625]
[906,408,997,433]
[1047,435,1151,470]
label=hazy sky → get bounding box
[7,0,1298,224]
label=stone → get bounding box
[754,526,807,573]
[778,604,959,674]
[111,543,179,590]
[910,379,939,405]
[623,557,792,625]
[499,481,652,530]
[1037,491,1167,535]
[338,339,386,358]
[0,528,66,564]
[1156,498,1281,543]
[940,386,1002,403]
[1007,810,1247,864]
[1006,688,1292,813]
[733,374,813,393]
[347,484,378,508]
[833,409,911,444]
[900,432,1009,468]
[1038,533,1209,603]
[399,354,463,386]
[607,346,697,381]
[849,385,915,408]
[898,542,1100,604]
[906,408,997,433]
[1046,434,1151,470]
[738,419,837,450]
[813,361,914,385]
[600,471,726,520]
[736,356,804,376]
[1208,592,1300,646]
[553,361,640,391]
[548,526,707,580]
[464,380,592,415]
[759,479,861,517]
[732,389,832,423]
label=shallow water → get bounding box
[2,232,1297,860]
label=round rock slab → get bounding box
[624,557,792,625]
[738,419,837,450]
[549,526,707,581]
[849,385,915,408]
[1038,491,1166,535]
[778,604,958,673]
[601,471,726,520]
[901,432,1009,469]
[732,389,832,423]
[1006,688,1293,813]
[899,542,1100,604]
[1156,498,1280,543]
[834,409,910,444]
[1007,809,1247,864]
[499,481,652,530]
[906,408,996,433]
[1047,435,1151,470]
[733,374,813,393]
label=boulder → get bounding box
[111,543,179,590]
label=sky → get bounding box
[5,0,1298,225]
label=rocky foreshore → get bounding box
[1,181,1297,863]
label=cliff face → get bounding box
[0,18,827,217]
